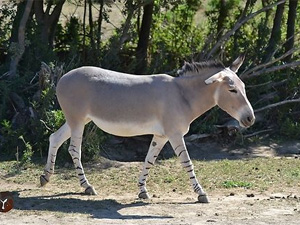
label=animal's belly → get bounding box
[88,115,164,137]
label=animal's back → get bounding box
[56,66,175,136]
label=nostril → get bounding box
[247,116,253,123]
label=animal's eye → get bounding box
[229,89,238,93]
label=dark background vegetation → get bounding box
[0,0,299,164]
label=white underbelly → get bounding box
[88,115,164,137]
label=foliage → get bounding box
[280,117,300,139]
[18,135,33,165]
[149,0,203,73]
[0,0,300,164]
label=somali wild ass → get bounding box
[40,55,255,203]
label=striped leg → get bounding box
[169,135,209,203]
[68,125,97,195]
[40,123,71,186]
[138,135,168,199]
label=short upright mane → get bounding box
[178,60,225,76]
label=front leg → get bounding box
[169,134,209,203]
[138,135,168,199]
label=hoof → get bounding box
[40,175,49,187]
[138,192,150,199]
[85,186,97,195]
[198,194,209,203]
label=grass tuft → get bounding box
[222,180,253,189]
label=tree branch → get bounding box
[255,98,300,113]
[244,61,300,79]
[49,0,66,25]
[240,46,300,79]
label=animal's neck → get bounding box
[175,75,218,123]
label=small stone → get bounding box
[229,192,235,196]
[294,208,297,211]
[294,195,298,199]
[215,213,219,216]
[172,188,176,192]
[153,194,158,198]
[197,211,204,216]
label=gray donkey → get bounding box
[40,55,255,203]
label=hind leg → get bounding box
[40,122,71,186]
[67,123,96,195]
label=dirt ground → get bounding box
[0,181,299,225]
[0,140,300,225]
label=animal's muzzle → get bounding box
[241,114,255,128]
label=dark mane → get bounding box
[178,60,225,76]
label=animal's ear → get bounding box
[229,54,245,72]
[204,71,226,84]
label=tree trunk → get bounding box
[119,0,135,47]
[8,0,34,78]
[284,0,298,61]
[135,1,154,74]
[263,0,286,62]
[83,0,87,61]
[88,0,95,52]
[34,0,66,48]
[97,0,105,51]
[9,2,26,44]
[217,0,228,40]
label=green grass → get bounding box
[1,157,300,196]
[222,180,253,188]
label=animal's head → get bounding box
[205,55,255,128]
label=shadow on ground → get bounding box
[12,191,173,220]
[104,136,300,162]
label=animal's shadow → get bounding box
[12,191,173,220]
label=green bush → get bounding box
[280,117,300,139]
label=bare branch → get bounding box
[185,133,212,142]
[245,61,300,79]
[255,98,300,113]
[247,79,287,89]
[240,47,299,79]
[244,129,273,138]
[240,33,300,79]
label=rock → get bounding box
[271,193,285,199]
